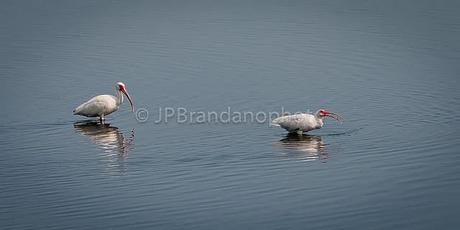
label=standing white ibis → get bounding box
[73,82,134,122]
[272,109,343,134]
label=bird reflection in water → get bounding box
[275,134,328,162]
[74,121,135,174]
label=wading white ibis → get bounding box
[73,82,134,122]
[272,109,343,134]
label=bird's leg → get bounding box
[99,115,105,124]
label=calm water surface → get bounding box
[1,0,460,229]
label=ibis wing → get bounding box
[272,114,317,132]
[74,95,116,117]
[272,114,303,130]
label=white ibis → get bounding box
[73,82,134,122]
[272,109,343,134]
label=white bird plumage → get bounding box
[272,109,342,134]
[73,82,134,122]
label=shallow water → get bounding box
[1,0,460,229]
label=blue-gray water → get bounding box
[1,0,460,229]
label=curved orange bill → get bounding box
[326,112,344,123]
[121,88,135,112]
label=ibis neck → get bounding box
[317,118,324,127]
[314,113,325,127]
[314,110,322,119]
[116,90,124,106]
